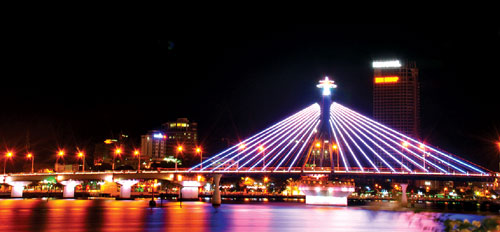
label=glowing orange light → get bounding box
[177,175,183,181]
[115,148,122,155]
[264,177,269,183]
[374,76,399,84]
[402,141,409,147]
[78,152,84,157]
[444,187,448,191]
[177,146,183,152]
[27,153,32,158]
[239,144,246,150]
[104,139,113,144]
[196,147,201,153]
[258,145,265,151]
[6,152,13,158]
[332,144,338,150]
[134,150,140,156]
[315,142,321,148]
[197,175,202,182]
[58,150,65,157]
[419,144,426,150]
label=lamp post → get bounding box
[258,145,265,168]
[134,150,140,172]
[402,141,409,172]
[332,144,338,170]
[27,153,34,173]
[196,147,202,169]
[419,143,426,170]
[238,143,246,169]
[56,150,65,171]
[176,146,183,171]
[78,151,85,172]
[113,148,122,171]
[4,152,13,175]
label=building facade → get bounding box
[373,60,420,139]
[372,60,420,169]
[162,118,198,157]
[139,118,198,168]
[140,130,167,159]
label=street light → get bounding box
[57,150,65,166]
[258,145,266,167]
[196,147,202,169]
[4,152,13,175]
[176,146,183,171]
[78,151,85,172]
[419,143,426,170]
[113,148,122,171]
[401,141,409,171]
[332,144,339,170]
[134,150,140,172]
[27,153,34,173]
[237,143,245,169]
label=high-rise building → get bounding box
[162,118,198,157]
[372,60,420,170]
[373,60,420,139]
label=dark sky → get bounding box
[2,24,500,171]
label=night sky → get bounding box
[2,24,499,171]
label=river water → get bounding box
[0,199,491,232]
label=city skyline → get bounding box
[1,24,499,171]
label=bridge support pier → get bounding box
[400,183,408,207]
[211,174,222,207]
[180,181,202,200]
[8,181,31,198]
[116,180,138,199]
[60,180,83,198]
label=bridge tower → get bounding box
[303,77,337,170]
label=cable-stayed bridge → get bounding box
[190,78,490,178]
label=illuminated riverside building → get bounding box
[373,60,420,168]
[373,60,420,138]
[162,118,198,157]
[140,130,167,159]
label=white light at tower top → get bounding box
[317,76,337,96]
[372,60,402,68]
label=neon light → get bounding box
[316,76,337,96]
[330,114,379,172]
[287,120,321,171]
[231,109,320,171]
[211,105,320,171]
[333,103,438,172]
[245,111,320,170]
[374,76,399,83]
[334,103,485,174]
[372,60,402,68]
[153,133,163,139]
[329,118,349,171]
[330,109,395,172]
[258,112,320,169]
[331,115,364,171]
[273,117,320,171]
[334,103,459,173]
[332,107,418,173]
[191,103,318,171]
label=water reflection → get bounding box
[0,199,489,232]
